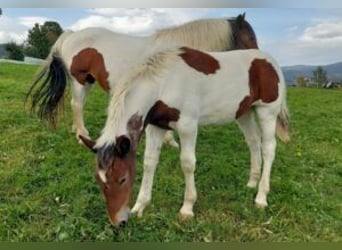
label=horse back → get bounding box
[162,48,284,124]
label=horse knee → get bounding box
[180,154,196,173]
[262,139,276,159]
[247,137,261,151]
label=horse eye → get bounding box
[118,176,127,185]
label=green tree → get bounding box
[24,21,63,59]
[5,41,24,61]
[296,76,308,87]
[312,66,327,87]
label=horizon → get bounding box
[282,61,342,68]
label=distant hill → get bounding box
[282,62,342,84]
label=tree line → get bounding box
[4,21,63,61]
[296,66,329,87]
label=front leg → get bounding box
[131,125,166,217]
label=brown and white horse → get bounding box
[80,46,290,227]
[26,13,257,147]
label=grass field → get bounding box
[0,62,341,242]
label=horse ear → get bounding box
[237,12,246,23]
[115,136,131,158]
[79,135,97,153]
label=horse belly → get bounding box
[198,105,239,125]
[198,94,245,125]
[198,77,250,125]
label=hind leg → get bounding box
[237,110,262,188]
[70,80,92,142]
[254,107,278,208]
[177,120,198,218]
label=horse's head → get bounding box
[79,114,143,228]
[231,13,258,49]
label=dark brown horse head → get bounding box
[230,13,258,49]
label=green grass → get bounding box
[0,62,341,242]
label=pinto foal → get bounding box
[80,47,290,227]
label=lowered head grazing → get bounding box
[80,134,135,227]
[79,114,144,228]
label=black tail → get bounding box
[26,56,68,129]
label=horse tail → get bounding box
[276,93,290,143]
[26,30,74,129]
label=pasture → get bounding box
[0,62,341,241]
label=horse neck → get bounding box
[121,84,158,133]
[96,77,158,148]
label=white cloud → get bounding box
[70,14,155,35]
[261,21,342,66]
[19,16,50,27]
[70,8,209,35]
[0,16,28,43]
[0,15,51,43]
[300,21,342,42]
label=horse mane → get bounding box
[152,18,233,51]
[95,47,181,148]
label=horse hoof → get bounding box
[179,208,194,220]
[255,201,268,208]
[131,205,145,218]
[179,213,194,221]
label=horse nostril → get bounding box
[119,220,127,228]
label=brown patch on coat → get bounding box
[179,47,220,75]
[70,48,110,92]
[236,59,279,118]
[145,100,180,130]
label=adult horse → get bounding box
[80,46,290,227]
[26,13,257,147]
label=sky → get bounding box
[1,8,342,66]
